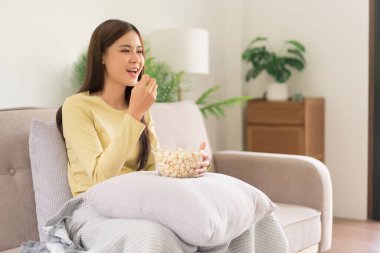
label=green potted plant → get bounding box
[242,37,306,101]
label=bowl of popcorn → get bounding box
[153,147,203,178]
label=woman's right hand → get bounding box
[128,74,158,121]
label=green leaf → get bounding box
[215,106,225,117]
[251,65,265,79]
[206,106,220,118]
[284,57,305,71]
[242,47,268,62]
[242,47,266,61]
[199,96,251,119]
[242,45,270,82]
[287,49,306,63]
[245,69,254,82]
[196,85,220,105]
[266,56,292,83]
[72,51,87,87]
[248,37,267,47]
[286,40,305,52]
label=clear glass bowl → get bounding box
[153,148,203,178]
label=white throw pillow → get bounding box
[84,171,276,246]
[29,120,73,242]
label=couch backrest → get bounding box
[151,101,213,158]
[0,107,57,251]
[0,101,212,250]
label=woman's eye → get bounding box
[121,49,142,54]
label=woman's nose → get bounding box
[130,52,140,63]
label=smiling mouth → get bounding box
[126,68,139,75]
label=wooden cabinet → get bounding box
[245,98,325,162]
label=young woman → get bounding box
[56,19,209,197]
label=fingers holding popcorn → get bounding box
[194,159,210,177]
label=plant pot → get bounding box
[266,83,289,101]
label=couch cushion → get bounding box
[0,108,56,251]
[29,120,73,242]
[1,247,21,253]
[274,203,321,253]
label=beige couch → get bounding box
[0,101,332,253]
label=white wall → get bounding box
[242,0,369,220]
[0,0,370,219]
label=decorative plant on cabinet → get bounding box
[242,37,306,101]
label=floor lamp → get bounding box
[149,28,209,101]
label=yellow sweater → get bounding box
[62,91,159,196]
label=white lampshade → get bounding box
[149,28,209,74]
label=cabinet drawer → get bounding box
[246,126,305,155]
[247,100,304,125]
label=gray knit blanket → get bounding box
[21,197,288,253]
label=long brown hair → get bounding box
[56,19,150,171]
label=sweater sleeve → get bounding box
[144,109,160,171]
[62,97,146,183]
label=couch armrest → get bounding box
[213,151,332,252]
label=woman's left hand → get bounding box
[194,142,210,177]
